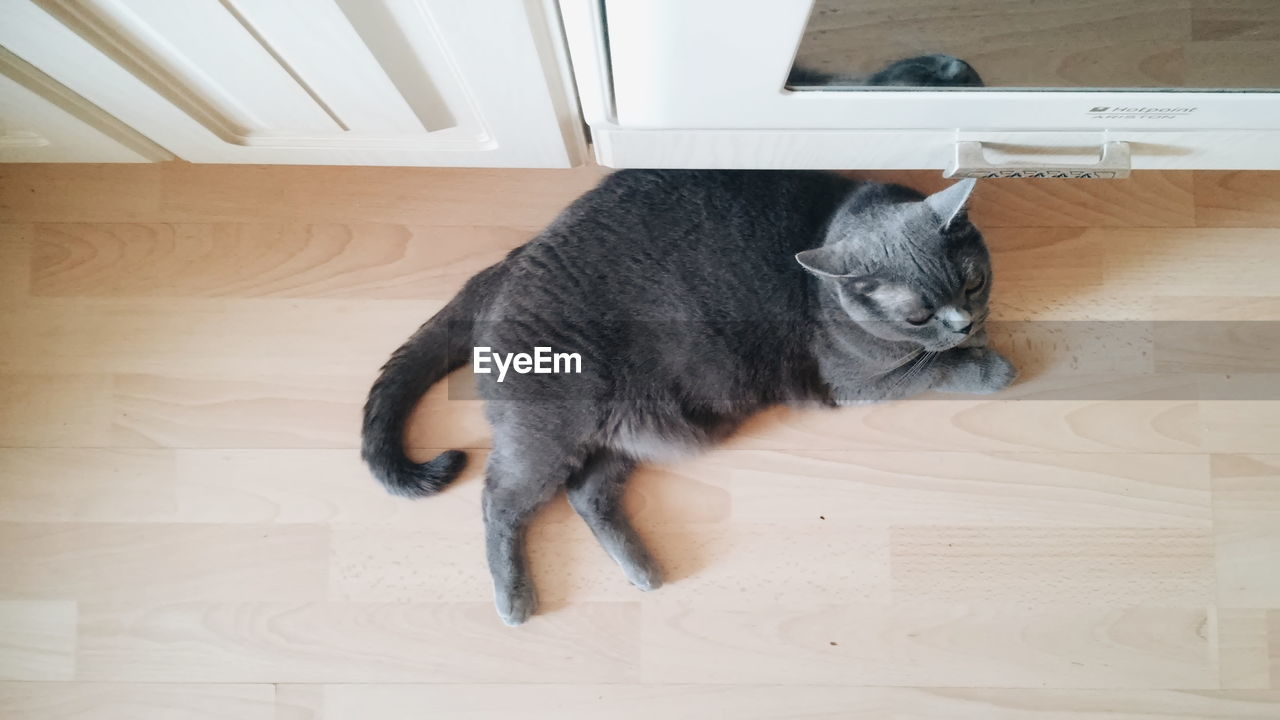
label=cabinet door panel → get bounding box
[0,46,169,162]
[60,0,341,136]
[1,0,583,166]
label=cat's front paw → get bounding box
[939,348,1017,394]
[967,348,1017,393]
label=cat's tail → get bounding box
[361,262,504,498]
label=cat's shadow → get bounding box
[530,463,728,616]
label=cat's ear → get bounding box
[795,248,880,291]
[795,246,854,278]
[925,177,976,227]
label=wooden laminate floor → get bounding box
[1,164,1280,719]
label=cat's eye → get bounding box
[905,311,933,326]
[965,276,987,295]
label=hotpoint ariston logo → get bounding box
[1087,105,1197,120]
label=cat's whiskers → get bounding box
[881,347,926,375]
[886,349,936,396]
[853,346,925,383]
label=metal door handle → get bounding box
[944,141,1131,179]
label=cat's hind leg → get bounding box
[567,449,662,592]
[482,431,583,626]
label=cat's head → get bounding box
[796,179,991,352]
[867,54,985,88]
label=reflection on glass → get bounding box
[789,0,1280,90]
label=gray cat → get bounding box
[362,171,1015,625]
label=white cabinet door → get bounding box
[562,0,1280,170]
[0,0,585,166]
[0,46,169,162]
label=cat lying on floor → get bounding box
[362,171,1015,625]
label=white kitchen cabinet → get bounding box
[561,0,1280,171]
[0,46,169,162]
[6,0,1280,171]
[0,0,585,166]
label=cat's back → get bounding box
[553,169,853,252]
[475,170,850,406]
[492,170,853,313]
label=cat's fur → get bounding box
[362,170,1014,625]
[790,54,985,88]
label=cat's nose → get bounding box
[938,307,972,333]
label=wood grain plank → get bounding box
[0,298,437,375]
[0,164,607,225]
[986,227,1103,297]
[1195,171,1280,227]
[172,448,485,526]
[0,448,482,525]
[0,449,177,522]
[980,321,1158,389]
[1154,321,1280,375]
[0,523,328,602]
[273,684,322,720]
[0,225,31,300]
[700,451,1211,528]
[175,447,1213,532]
[30,223,520,300]
[0,682,275,720]
[1215,607,1273,689]
[0,447,1214,528]
[977,172,1195,228]
[280,685,1280,720]
[641,602,1214,687]
[891,527,1214,604]
[330,521,890,606]
[109,373,364,449]
[1101,229,1280,297]
[1271,610,1280,688]
[723,400,1201,453]
[76,602,639,683]
[857,171,1195,228]
[0,602,75,681]
[0,447,479,526]
[0,165,162,224]
[1200,402,1280,454]
[156,164,609,227]
[1212,455,1280,606]
[1158,296,1280,323]
[173,448,468,525]
[0,374,112,448]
